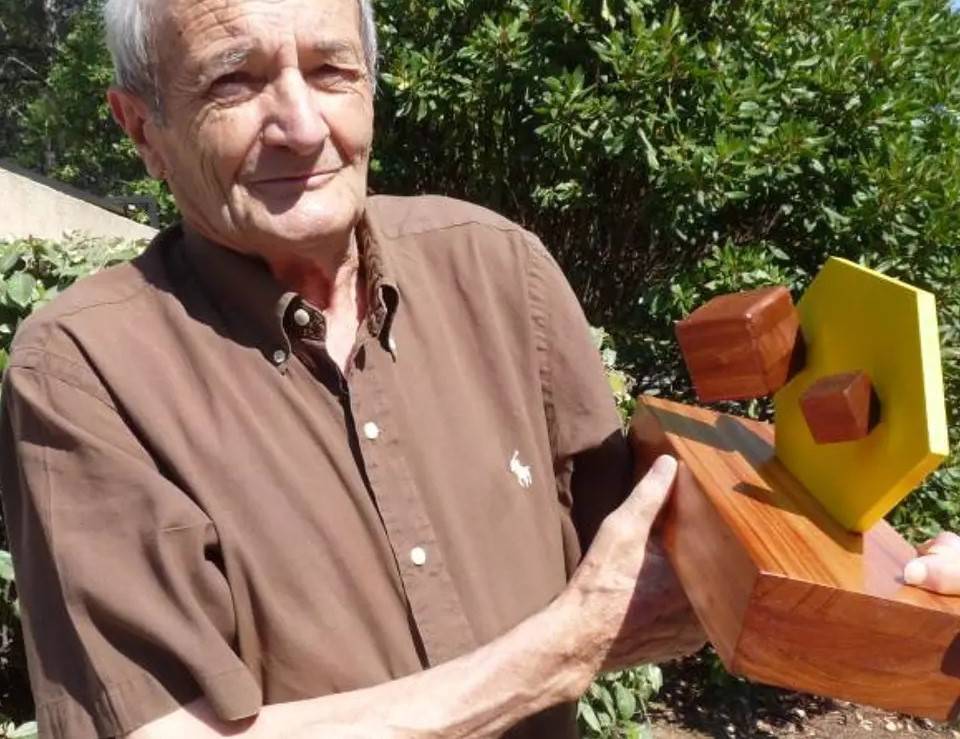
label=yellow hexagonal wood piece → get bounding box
[774,257,949,532]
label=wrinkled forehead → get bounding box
[156,0,363,78]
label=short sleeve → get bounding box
[0,348,262,739]
[525,235,633,557]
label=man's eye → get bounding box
[310,64,339,76]
[308,65,357,85]
[210,72,260,98]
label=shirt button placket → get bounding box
[348,354,474,664]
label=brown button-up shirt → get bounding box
[0,195,631,738]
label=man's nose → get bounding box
[260,70,329,154]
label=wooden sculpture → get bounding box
[631,257,956,720]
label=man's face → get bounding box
[141,0,373,258]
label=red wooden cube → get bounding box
[801,371,877,444]
[675,287,804,403]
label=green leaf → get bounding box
[5,272,37,308]
[0,549,13,583]
[0,245,25,275]
[636,127,661,172]
[823,206,852,226]
[601,0,616,27]
[769,246,790,261]
[615,681,638,719]
[647,664,664,694]
[580,701,601,733]
[8,721,39,739]
[608,371,627,397]
[599,684,616,719]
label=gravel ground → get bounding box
[646,651,957,739]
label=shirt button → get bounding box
[388,336,398,355]
[363,422,381,440]
[410,547,427,566]
[272,349,287,365]
[293,308,311,327]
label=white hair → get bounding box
[104,0,379,114]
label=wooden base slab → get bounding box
[629,395,960,721]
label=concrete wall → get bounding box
[0,164,157,242]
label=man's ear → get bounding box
[108,87,167,180]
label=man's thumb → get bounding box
[623,455,679,528]
[904,554,960,595]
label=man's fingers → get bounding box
[916,531,960,556]
[622,455,678,527]
[904,553,960,595]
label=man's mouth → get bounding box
[248,169,340,191]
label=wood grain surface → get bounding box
[629,394,960,720]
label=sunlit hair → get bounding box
[103,0,379,116]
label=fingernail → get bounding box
[653,455,678,474]
[904,559,928,586]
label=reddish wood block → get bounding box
[801,371,878,444]
[676,287,804,403]
[629,395,960,721]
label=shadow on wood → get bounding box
[630,394,960,721]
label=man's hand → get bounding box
[904,531,960,594]
[128,456,707,739]
[562,455,707,673]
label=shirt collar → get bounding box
[180,207,400,369]
[358,212,400,338]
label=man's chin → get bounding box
[241,207,361,251]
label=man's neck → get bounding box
[267,237,363,313]
[266,233,369,374]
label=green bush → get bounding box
[579,665,663,738]
[374,0,960,313]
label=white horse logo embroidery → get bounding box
[510,451,533,489]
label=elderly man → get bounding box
[1,0,957,737]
